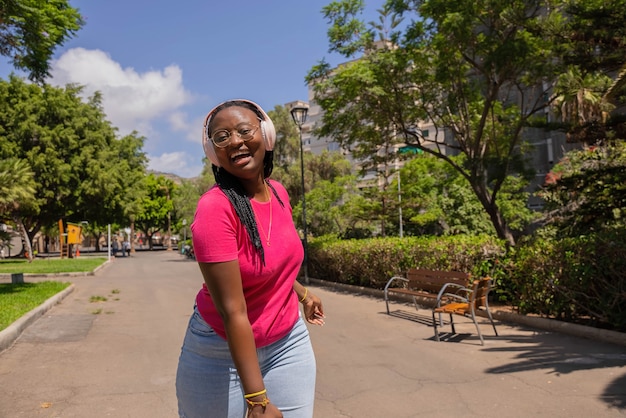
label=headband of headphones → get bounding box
[202,99,276,167]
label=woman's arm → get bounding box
[198,261,282,417]
[293,281,325,326]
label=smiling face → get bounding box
[208,105,267,181]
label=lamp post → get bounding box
[290,104,309,284]
[397,171,403,238]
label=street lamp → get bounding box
[397,171,403,238]
[290,104,309,284]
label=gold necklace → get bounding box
[255,183,272,246]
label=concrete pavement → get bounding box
[0,250,625,417]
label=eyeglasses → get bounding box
[210,123,259,148]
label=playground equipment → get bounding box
[58,219,83,258]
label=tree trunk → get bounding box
[473,184,516,246]
[14,216,34,262]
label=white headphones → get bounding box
[202,99,276,167]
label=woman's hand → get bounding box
[301,290,325,326]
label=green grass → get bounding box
[0,257,107,274]
[0,281,71,331]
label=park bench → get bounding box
[432,276,498,345]
[384,268,470,315]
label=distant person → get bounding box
[123,240,130,257]
[111,240,119,257]
[176,99,325,418]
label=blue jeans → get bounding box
[176,308,316,418]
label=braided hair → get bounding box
[208,101,285,264]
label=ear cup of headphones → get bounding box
[202,99,275,167]
[202,133,219,167]
[259,117,276,152]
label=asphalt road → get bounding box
[0,250,625,417]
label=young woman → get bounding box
[176,99,325,418]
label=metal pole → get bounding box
[398,171,403,238]
[166,186,172,251]
[299,127,309,284]
[107,224,111,261]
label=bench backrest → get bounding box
[406,268,470,293]
[470,277,492,310]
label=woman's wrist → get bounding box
[299,287,308,303]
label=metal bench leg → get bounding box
[432,310,440,342]
[412,296,419,312]
[469,309,485,345]
[484,305,498,336]
[384,290,390,314]
[487,311,498,336]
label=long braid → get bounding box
[213,165,265,264]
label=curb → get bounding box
[0,284,75,353]
[0,258,112,281]
[491,310,626,347]
[306,277,626,348]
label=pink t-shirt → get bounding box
[190,179,304,347]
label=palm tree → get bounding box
[0,158,37,261]
[552,67,615,144]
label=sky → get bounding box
[2,0,386,178]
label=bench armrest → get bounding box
[436,283,470,305]
[384,276,409,291]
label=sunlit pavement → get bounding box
[0,250,624,417]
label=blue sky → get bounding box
[2,0,385,178]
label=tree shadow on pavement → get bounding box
[603,373,626,409]
[482,332,626,411]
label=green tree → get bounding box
[0,158,36,259]
[552,67,615,144]
[0,0,84,82]
[196,158,216,195]
[291,152,355,236]
[308,4,408,236]
[134,174,177,250]
[277,150,354,235]
[0,76,146,249]
[538,142,626,236]
[562,0,626,73]
[309,0,564,245]
[173,178,202,243]
[389,154,494,236]
[268,105,300,170]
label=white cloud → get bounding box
[148,152,203,179]
[49,48,193,137]
[169,111,205,143]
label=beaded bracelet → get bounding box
[246,396,270,408]
[300,287,308,303]
[244,389,266,399]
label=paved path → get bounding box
[0,251,625,417]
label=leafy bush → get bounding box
[501,228,626,331]
[308,235,506,288]
[309,231,626,331]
